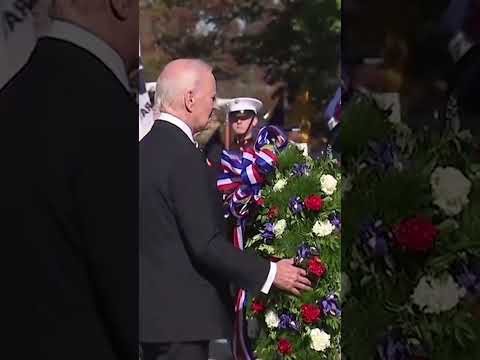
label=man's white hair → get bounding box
[154,59,212,113]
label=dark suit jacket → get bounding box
[140,120,269,342]
[0,38,137,359]
[203,128,224,172]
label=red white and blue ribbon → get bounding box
[217,125,287,360]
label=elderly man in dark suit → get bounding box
[0,1,138,359]
[140,59,312,360]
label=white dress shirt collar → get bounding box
[41,20,130,91]
[157,112,195,144]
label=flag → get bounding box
[138,42,154,141]
[440,0,475,62]
[324,85,341,131]
[0,0,38,89]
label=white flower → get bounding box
[457,129,473,142]
[312,220,335,237]
[258,244,275,255]
[342,175,353,193]
[273,219,287,238]
[295,142,309,157]
[264,310,280,328]
[341,272,351,297]
[371,92,401,123]
[273,178,287,192]
[320,174,337,195]
[309,328,331,352]
[411,274,465,314]
[430,166,471,216]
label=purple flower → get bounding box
[377,328,429,360]
[261,223,275,244]
[295,244,320,266]
[278,313,300,331]
[291,163,310,177]
[320,294,341,316]
[367,141,401,171]
[289,196,304,214]
[358,219,391,257]
[376,328,411,360]
[297,244,312,259]
[451,256,480,296]
[329,212,341,230]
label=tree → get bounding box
[228,0,341,109]
[141,0,339,104]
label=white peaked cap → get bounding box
[227,97,263,114]
[146,82,156,92]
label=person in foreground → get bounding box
[140,59,312,360]
[0,1,138,359]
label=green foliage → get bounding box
[342,95,480,359]
[277,146,306,174]
[245,145,341,359]
[341,96,392,157]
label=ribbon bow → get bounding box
[217,125,288,219]
[216,125,288,360]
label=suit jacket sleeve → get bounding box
[76,101,137,359]
[170,147,270,293]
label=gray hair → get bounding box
[154,59,212,113]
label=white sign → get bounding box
[0,0,38,88]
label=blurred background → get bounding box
[342,0,480,133]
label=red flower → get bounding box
[308,256,327,278]
[301,304,322,324]
[251,299,266,314]
[393,216,438,252]
[304,195,324,211]
[278,339,293,355]
[256,197,265,206]
[267,206,280,220]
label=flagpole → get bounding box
[225,111,230,150]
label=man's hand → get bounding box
[273,259,312,296]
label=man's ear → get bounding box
[184,90,195,113]
[109,0,131,21]
[252,116,258,127]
